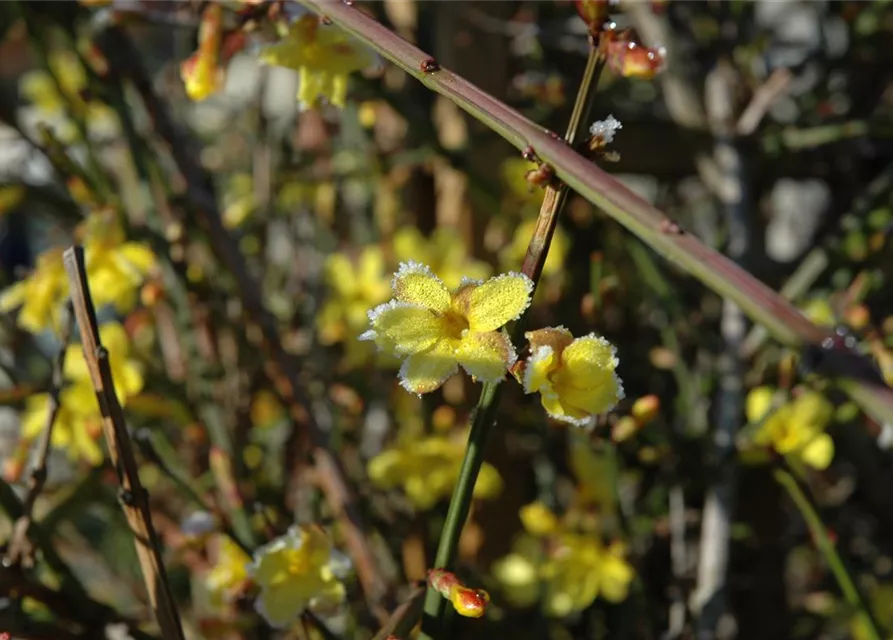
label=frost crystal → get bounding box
[589,114,623,144]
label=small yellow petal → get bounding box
[746,386,775,424]
[561,334,619,385]
[364,301,443,355]
[391,261,450,312]
[799,433,834,470]
[463,273,533,332]
[523,345,557,394]
[457,330,515,383]
[519,501,560,536]
[398,343,458,395]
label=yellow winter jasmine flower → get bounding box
[0,247,69,334]
[259,15,376,109]
[746,386,835,470]
[501,218,570,278]
[368,432,502,509]
[519,501,560,537]
[522,327,624,426]
[20,322,144,465]
[248,525,349,628]
[361,262,533,394]
[81,213,156,314]
[180,4,224,102]
[316,245,390,350]
[393,227,491,290]
[540,535,634,615]
[206,535,252,605]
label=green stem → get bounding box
[774,468,883,640]
[420,46,605,640]
[295,0,893,426]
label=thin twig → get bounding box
[373,585,426,640]
[421,44,606,640]
[295,0,893,426]
[95,24,388,613]
[4,300,74,568]
[62,246,186,640]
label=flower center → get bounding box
[441,310,470,340]
[284,549,312,577]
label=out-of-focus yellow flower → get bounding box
[81,213,156,315]
[316,245,390,357]
[361,262,533,394]
[248,525,349,628]
[501,158,541,203]
[0,185,25,215]
[181,4,224,101]
[802,298,836,328]
[250,390,286,429]
[522,327,624,426]
[500,218,569,278]
[746,387,835,470]
[19,50,116,140]
[206,535,252,605]
[367,432,502,509]
[20,323,144,465]
[222,173,255,229]
[259,15,375,109]
[0,247,69,334]
[494,502,635,615]
[393,227,491,290]
[540,535,634,615]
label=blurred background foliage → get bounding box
[0,1,892,639]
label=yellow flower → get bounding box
[259,15,375,109]
[367,432,502,510]
[540,535,634,615]
[501,219,570,278]
[0,247,69,334]
[361,262,533,394]
[180,4,224,101]
[519,501,560,537]
[501,157,541,203]
[248,525,349,628]
[206,535,252,605]
[81,213,156,314]
[316,246,390,351]
[802,297,836,328]
[393,227,491,290]
[522,327,624,426]
[746,386,835,470]
[20,323,144,465]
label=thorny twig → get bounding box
[63,246,186,640]
[4,300,74,569]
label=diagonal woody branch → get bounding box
[296,0,893,425]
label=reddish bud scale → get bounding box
[606,40,666,80]
[575,0,611,35]
[428,568,461,597]
[427,568,490,618]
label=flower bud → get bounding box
[631,394,660,425]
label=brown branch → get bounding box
[4,300,74,569]
[62,246,186,640]
[95,24,388,613]
[373,585,426,640]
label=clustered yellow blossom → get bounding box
[248,525,350,628]
[521,327,624,426]
[745,386,835,470]
[367,431,502,509]
[361,261,533,394]
[316,246,391,364]
[180,4,225,101]
[0,214,155,334]
[19,49,116,141]
[259,15,375,109]
[205,535,252,605]
[493,501,635,616]
[19,322,144,465]
[393,227,491,290]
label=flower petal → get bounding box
[398,343,458,395]
[526,326,574,355]
[799,433,834,470]
[523,345,556,394]
[391,261,450,312]
[457,330,515,383]
[462,272,533,332]
[561,334,620,386]
[541,393,592,427]
[559,374,623,416]
[364,300,443,355]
